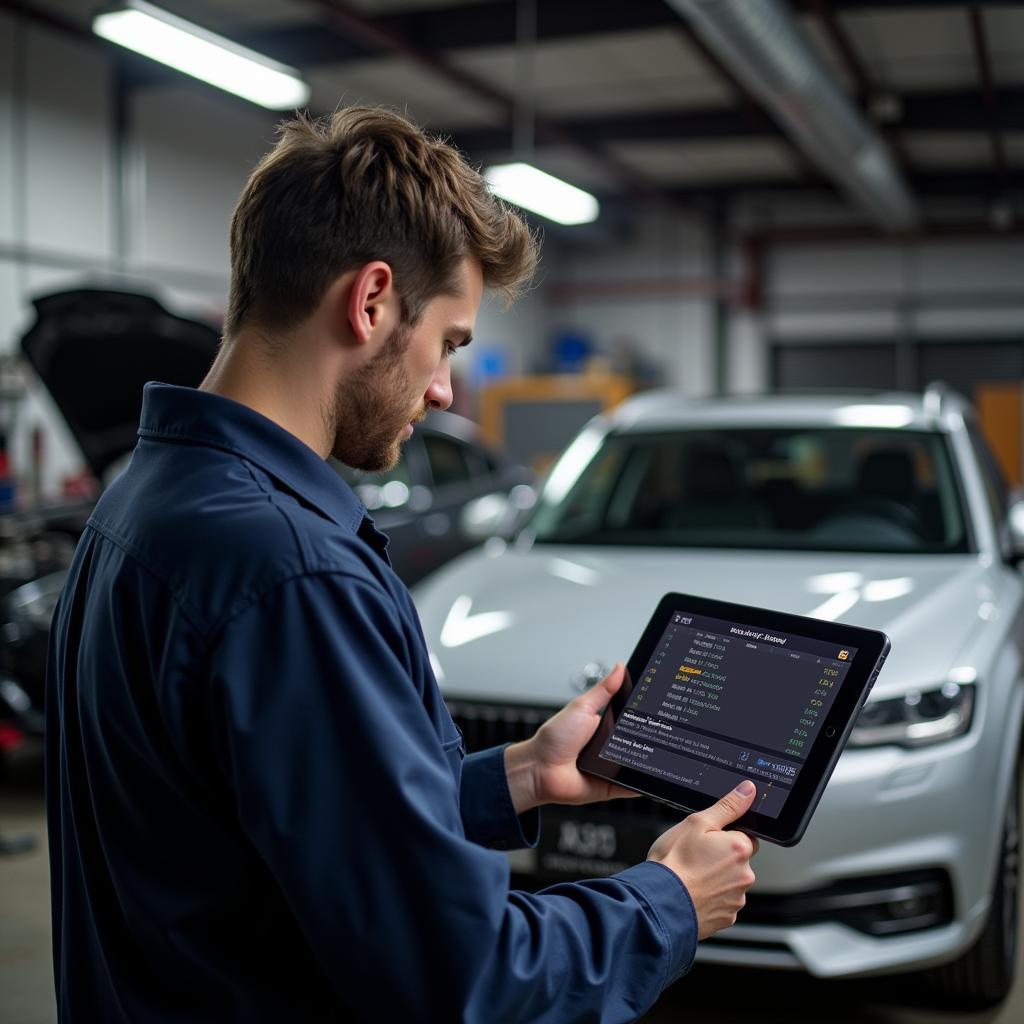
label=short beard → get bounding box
[331,319,420,472]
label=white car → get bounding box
[413,385,1024,1007]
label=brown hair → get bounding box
[224,107,538,337]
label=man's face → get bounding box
[333,257,483,471]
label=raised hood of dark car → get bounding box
[20,289,220,479]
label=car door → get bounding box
[331,437,435,584]
[414,431,486,576]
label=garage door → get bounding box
[771,342,897,391]
[772,339,1024,395]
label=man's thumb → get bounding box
[578,661,626,713]
[697,779,756,830]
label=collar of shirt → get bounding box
[137,382,390,559]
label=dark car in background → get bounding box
[335,409,534,586]
[0,287,531,748]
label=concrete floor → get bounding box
[1,750,56,1024]
[3,751,1022,1024]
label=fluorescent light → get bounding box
[485,163,599,226]
[93,1,310,110]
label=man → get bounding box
[47,107,757,1023]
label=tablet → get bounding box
[577,592,890,846]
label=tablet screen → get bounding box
[598,609,858,819]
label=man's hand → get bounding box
[504,663,640,815]
[648,781,759,940]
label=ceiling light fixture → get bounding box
[93,0,310,111]
[484,0,599,227]
[485,163,599,226]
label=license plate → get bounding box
[535,808,664,881]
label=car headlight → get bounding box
[848,682,975,749]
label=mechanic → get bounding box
[46,106,758,1023]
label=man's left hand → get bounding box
[504,663,640,815]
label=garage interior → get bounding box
[1,1,1023,1022]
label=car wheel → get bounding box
[926,756,1021,1007]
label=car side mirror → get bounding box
[461,485,537,543]
[460,493,512,543]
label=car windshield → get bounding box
[529,427,970,554]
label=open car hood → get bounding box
[20,288,220,479]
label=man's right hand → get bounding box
[647,780,759,940]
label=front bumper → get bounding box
[450,700,1003,978]
[697,916,985,978]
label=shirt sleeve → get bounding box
[209,572,698,1023]
[460,746,541,851]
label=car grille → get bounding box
[446,699,680,824]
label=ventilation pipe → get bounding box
[667,0,920,231]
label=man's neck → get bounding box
[200,330,334,458]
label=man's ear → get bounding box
[347,261,395,346]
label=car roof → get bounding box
[607,384,972,434]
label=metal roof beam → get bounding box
[234,0,1024,62]
[302,0,673,203]
[234,0,677,64]
[796,0,1024,9]
[803,0,916,177]
[967,4,1009,193]
[448,89,1024,154]
[665,171,1024,202]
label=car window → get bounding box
[423,435,475,488]
[530,427,970,555]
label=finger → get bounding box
[607,784,642,800]
[576,662,625,714]
[693,780,756,831]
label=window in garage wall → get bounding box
[917,341,1024,396]
[770,338,1024,396]
[770,341,899,391]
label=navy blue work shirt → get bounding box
[46,383,697,1023]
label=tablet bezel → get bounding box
[577,592,890,846]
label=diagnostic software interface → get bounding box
[600,612,857,817]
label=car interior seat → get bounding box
[662,444,768,531]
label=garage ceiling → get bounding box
[9,0,1024,224]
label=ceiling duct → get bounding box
[667,0,919,231]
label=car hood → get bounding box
[20,288,219,478]
[414,544,992,706]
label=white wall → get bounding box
[130,88,276,288]
[549,195,1024,399]
[767,237,1024,342]
[542,207,715,395]
[1,15,120,496]
[0,12,541,499]
[0,14,14,257]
